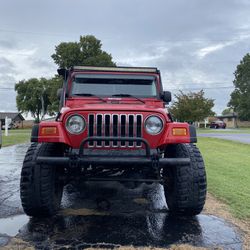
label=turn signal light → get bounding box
[172,128,187,136]
[41,127,58,135]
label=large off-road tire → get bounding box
[20,143,64,217]
[163,143,207,216]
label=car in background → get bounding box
[210,120,226,129]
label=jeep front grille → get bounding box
[88,114,143,147]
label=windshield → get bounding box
[71,74,157,97]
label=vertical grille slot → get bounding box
[105,115,110,146]
[128,115,134,146]
[88,113,143,148]
[121,115,126,146]
[88,114,94,146]
[136,115,142,146]
[97,115,103,146]
[113,115,118,146]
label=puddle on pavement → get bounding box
[0,183,243,249]
[0,214,29,237]
[8,212,241,249]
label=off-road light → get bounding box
[145,116,163,135]
[172,128,187,136]
[66,115,86,134]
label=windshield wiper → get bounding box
[111,94,145,104]
[73,93,107,102]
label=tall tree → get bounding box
[228,53,250,120]
[46,75,63,113]
[170,90,215,122]
[16,35,116,121]
[222,108,234,116]
[15,77,62,122]
[51,35,116,68]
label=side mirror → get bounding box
[161,91,172,103]
[57,68,68,80]
[57,88,63,100]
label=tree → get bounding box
[15,35,116,122]
[228,53,250,120]
[222,108,234,116]
[170,90,215,122]
[15,77,62,122]
[51,35,116,68]
[46,75,63,113]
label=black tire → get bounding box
[20,143,65,217]
[163,144,207,216]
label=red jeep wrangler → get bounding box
[20,66,206,217]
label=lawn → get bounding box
[198,137,250,219]
[1,129,31,147]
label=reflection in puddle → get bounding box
[60,208,109,216]
[0,214,29,237]
[146,213,167,241]
[14,212,242,249]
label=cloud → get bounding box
[0,45,56,79]
[117,51,165,66]
[0,89,16,111]
[32,58,53,69]
[197,43,231,58]
[1,0,250,114]
[196,39,245,58]
[0,44,57,112]
[0,40,17,49]
[0,73,17,111]
[0,57,15,73]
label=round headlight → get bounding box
[66,115,85,134]
[145,116,163,135]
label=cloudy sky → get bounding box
[1,0,250,115]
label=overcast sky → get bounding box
[1,0,250,115]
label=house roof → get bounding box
[0,112,25,121]
[216,113,237,119]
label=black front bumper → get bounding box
[36,137,190,168]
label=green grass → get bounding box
[197,128,250,134]
[198,137,250,219]
[1,129,31,147]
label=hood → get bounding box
[61,98,168,115]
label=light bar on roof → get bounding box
[72,66,158,73]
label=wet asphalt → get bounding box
[0,144,244,249]
[198,131,250,144]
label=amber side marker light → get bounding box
[172,128,187,136]
[41,127,58,135]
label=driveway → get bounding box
[198,132,250,144]
[0,144,243,249]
